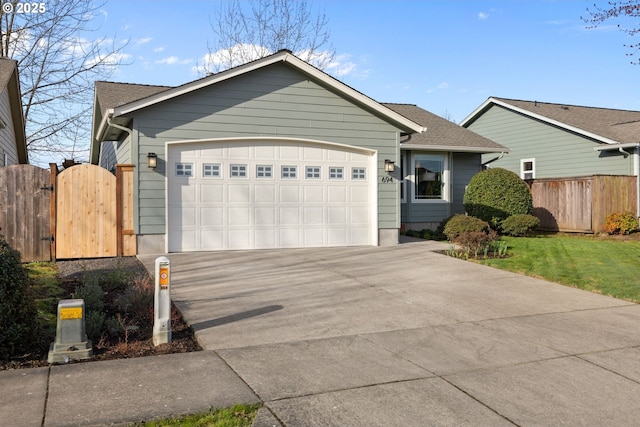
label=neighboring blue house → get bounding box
[0,58,28,165]
[90,51,506,254]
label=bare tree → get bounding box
[206,0,334,73]
[1,0,128,165]
[583,1,640,64]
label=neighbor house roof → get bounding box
[383,103,508,153]
[0,58,28,164]
[91,50,427,164]
[461,97,640,146]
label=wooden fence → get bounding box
[527,175,637,233]
[0,163,136,261]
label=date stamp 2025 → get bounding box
[2,2,46,14]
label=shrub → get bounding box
[116,275,154,324]
[454,229,499,256]
[0,235,38,360]
[501,214,540,237]
[603,211,639,235]
[463,168,533,226]
[72,279,104,313]
[443,214,490,241]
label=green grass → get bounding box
[25,262,63,327]
[478,234,640,302]
[131,404,261,427]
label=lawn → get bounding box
[478,234,640,303]
[131,403,260,426]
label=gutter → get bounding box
[595,143,640,218]
[482,152,506,168]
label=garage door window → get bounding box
[175,163,193,177]
[306,166,321,179]
[256,165,273,178]
[352,167,366,180]
[282,165,297,179]
[329,167,344,179]
[230,164,247,178]
[203,163,221,177]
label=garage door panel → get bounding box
[168,140,375,252]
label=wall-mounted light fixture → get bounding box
[384,159,395,173]
[147,152,158,169]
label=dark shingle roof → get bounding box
[94,81,171,117]
[493,97,640,144]
[383,103,507,152]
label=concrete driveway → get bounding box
[139,239,640,426]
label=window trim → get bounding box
[410,152,449,203]
[256,164,273,179]
[328,166,344,180]
[230,163,248,178]
[175,162,193,177]
[202,163,221,178]
[305,166,322,179]
[520,158,535,180]
[281,165,298,179]
[351,167,366,181]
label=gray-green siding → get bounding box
[0,89,19,165]
[126,63,402,235]
[471,105,635,177]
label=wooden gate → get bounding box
[0,165,52,262]
[54,164,136,259]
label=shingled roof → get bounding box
[94,81,171,118]
[462,97,640,145]
[383,103,507,152]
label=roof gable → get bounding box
[461,97,640,145]
[0,58,27,164]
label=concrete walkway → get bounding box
[3,239,640,426]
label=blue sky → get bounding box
[98,0,639,123]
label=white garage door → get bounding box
[167,139,376,252]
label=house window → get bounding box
[352,167,366,180]
[203,163,221,177]
[521,158,535,180]
[413,153,447,201]
[281,165,297,179]
[256,165,273,178]
[306,166,321,179]
[230,164,247,178]
[329,167,344,179]
[175,163,193,177]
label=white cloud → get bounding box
[427,82,450,93]
[155,56,191,65]
[192,43,272,75]
[478,12,489,20]
[153,46,165,53]
[134,37,153,47]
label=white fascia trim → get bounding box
[594,142,640,151]
[111,51,425,134]
[461,97,623,146]
[166,136,378,156]
[400,143,508,153]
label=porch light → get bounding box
[147,152,157,169]
[384,159,395,173]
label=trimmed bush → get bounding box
[443,214,490,241]
[463,168,533,226]
[0,235,38,360]
[603,211,639,235]
[501,214,540,237]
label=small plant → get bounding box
[443,214,490,241]
[603,211,639,235]
[501,214,540,237]
[0,235,38,360]
[85,310,106,343]
[72,279,105,313]
[116,275,154,324]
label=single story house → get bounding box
[0,58,28,165]
[91,50,506,253]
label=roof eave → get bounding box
[400,143,509,153]
[6,65,28,164]
[462,97,624,146]
[594,142,640,151]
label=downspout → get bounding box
[481,151,505,169]
[107,118,133,170]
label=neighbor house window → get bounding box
[230,164,247,178]
[175,163,193,177]
[281,165,297,179]
[521,158,535,180]
[412,153,447,202]
[256,165,273,178]
[306,166,321,179]
[203,163,221,177]
[329,167,344,179]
